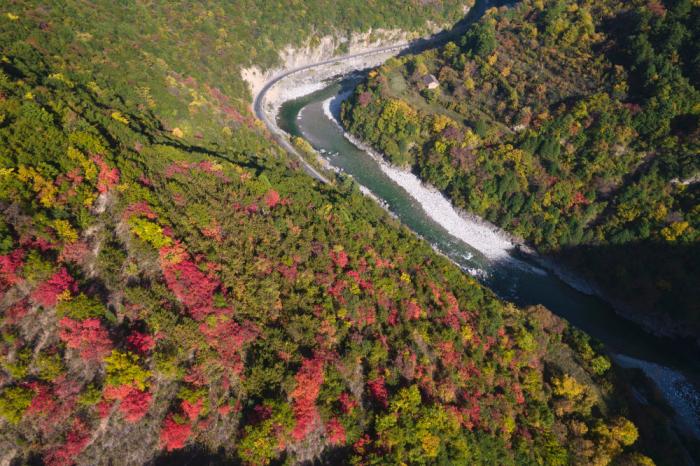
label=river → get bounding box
[277,79,700,439]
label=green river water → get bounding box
[279,80,700,436]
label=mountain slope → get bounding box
[341,0,700,338]
[0,2,657,465]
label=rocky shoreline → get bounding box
[244,29,436,125]
[322,95,518,262]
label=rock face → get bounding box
[242,25,452,123]
[243,22,464,185]
[242,27,419,98]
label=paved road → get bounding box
[251,0,492,183]
[252,43,410,184]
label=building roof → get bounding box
[422,74,439,85]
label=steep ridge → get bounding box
[0,1,672,465]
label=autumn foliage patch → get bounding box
[160,244,220,320]
[160,414,192,451]
[290,355,325,441]
[92,155,120,193]
[32,268,76,308]
[119,388,152,422]
[43,418,90,466]
[58,317,112,361]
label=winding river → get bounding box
[276,80,700,438]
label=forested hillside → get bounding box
[342,0,700,338]
[0,1,670,465]
[1,0,471,145]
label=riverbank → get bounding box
[245,1,501,183]
[615,355,700,439]
[246,37,430,183]
[245,1,487,121]
[322,94,518,262]
[326,92,636,298]
[248,13,697,346]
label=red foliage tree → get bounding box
[92,155,120,193]
[160,414,192,451]
[647,0,666,16]
[5,300,29,324]
[387,308,399,326]
[120,388,153,422]
[0,249,24,291]
[330,250,348,269]
[277,263,298,282]
[353,434,372,455]
[441,291,468,330]
[218,404,232,416]
[27,376,82,437]
[122,201,157,220]
[512,383,525,405]
[436,340,460,367]
[358,91,372,107]
[181,399,203,421]
[454,392,481,430]
[160,245,220,320]
[164,161,191,178]
[127,330,156,353]
[103,384,134,401]
[346,270,373,292]
[367,377,389,408]
[96,400,114,418]
[338,392,358,414]
[32,268,76,308]
[328,279,348,303]
[428,281,442,303]
[264,189,280,208]
[569,191,590,208]
[21,235,53,251]
[59,241,89,264]
[26,383,75,437]
[326,417,346,445]
[201,221,223,242]
[405,300,422,321]
[354,306,376,328]
[290,355,325,441]
[58,317,112,361]
[43,418,90,466]
[198,319,259,375]
[183,364,208,387]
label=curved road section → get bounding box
[252,43,408,183]
[251,0,492,183]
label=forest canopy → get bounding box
[0,0,683,464]
[342,0,700,337]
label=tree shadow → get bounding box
[551,239,700,340]
[150,446,243,466]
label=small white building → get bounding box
[422,74,439,90]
